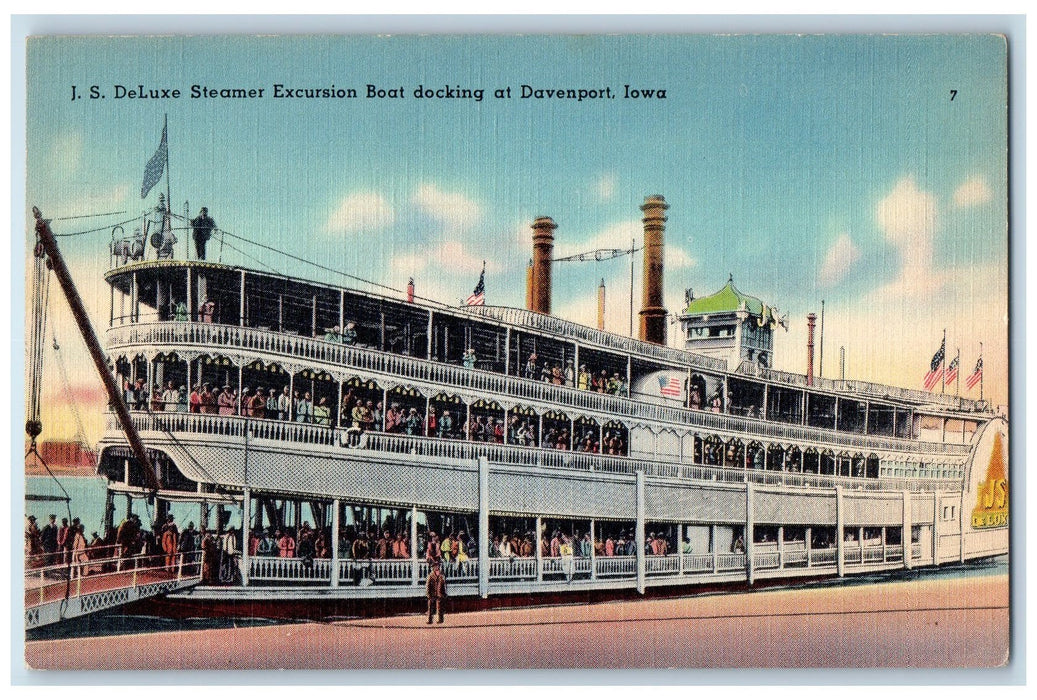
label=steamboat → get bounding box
[26,193,1008,623]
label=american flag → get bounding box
[658,375,682,398]
[141,123,167,199]
[945,352,960,385]
[923,339,945,391]
[465,264,486,306]
[966,356,984,390]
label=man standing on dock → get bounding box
[426,561,447,624]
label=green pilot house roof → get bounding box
[682,276,787,330]
[684,276,766,316]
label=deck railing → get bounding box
[106,321,972,458]
[111,411,965,494]
[111,410,962,493]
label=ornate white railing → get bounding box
[594,555,637,578]
[109,411,964,494]
[106,321,973,458]
[885,544,904,562]
[782,549,809,568]
[734,361,987,412]
[809,548,837,567]
[681,554,715,573]
[250,556,332,582]
[466,305,729,372]
[716,553,747,571]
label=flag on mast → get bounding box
[141,122,168,199]
[965,356,984,391]
[465,262,486,306]
[945,351,960,385]
[923,339,945,391]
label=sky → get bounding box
[22,33,1009,443]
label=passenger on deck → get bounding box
[150,384,164,411]
[296,392,313,423]
[405,408,423,435]
[325,325,343,343]
[201,384,218,414]
[190,207,216,260]
[540,362,552,383]
[425,407,438,437]
[249,387,267,418]
[578,365,590,390]
[462,348,476,369]
[552,365,564,385]
[278,386,291,420]
[160,514,179,569]
[199,297,216,323]
[277,529,296,558]
[200,529,219,583]
[384,403,404,433]
[523,353,538,380]
[313,397,331,426]
[438,410,454,439]
[174,300,190,322]
[564,359,575,386]
[238,387,251,415]
[217,385,236,415]
[341,321,358,346]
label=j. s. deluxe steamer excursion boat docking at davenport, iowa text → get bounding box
[26,192,1008,624]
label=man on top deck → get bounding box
[190,207,216,261]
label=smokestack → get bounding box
[806,313,817,386]
[597,279,606,330]
[525,259,534,311]
[638,195,668,345]
[531,217,556,315]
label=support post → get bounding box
[902,491,912,569]
[835,485,845,577]
[535,515,543,583]
[589,519,597,580]
[240,488,251,586]
[478,456,490,599]
[746,482,755,585]
[636,470,645,594]
[239,270,246,326]
[712,523,719,574]
[933,490,941,565]
[411,505,419,587]
[331,498,340,586]
[805,526,812,568]
[777,525,785,569]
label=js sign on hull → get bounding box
[971,431,1008,529]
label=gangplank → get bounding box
[24,550,202,630]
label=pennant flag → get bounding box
[945,352,960,385]
[465,263,486,306]
[658,375,682,398]
[966,357,984,390]
[923,339,945,390]
[141,123,167,199]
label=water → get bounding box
[24,475,241,535]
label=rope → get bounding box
[52,215,143,237]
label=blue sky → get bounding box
[24,34,1009,438]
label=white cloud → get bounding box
[324,191,394,235]
[667,245,697,270]
[874,176,936,285]
[412,183,482,231]
[953,177,993,208]
[595,173,617,201]
[818,232,861,287]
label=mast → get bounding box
[32,206,161,492]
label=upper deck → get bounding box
[103,257,991,460]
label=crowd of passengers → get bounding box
[241,524,686,564]
[123,377,630,455]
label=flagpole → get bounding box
[955,347,960,396]
[163,114,172,242]
[979,342,984,402]
[940,329,946,394]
